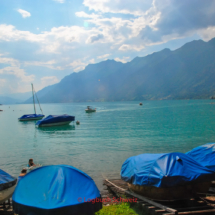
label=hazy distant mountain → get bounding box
[26,38,215,103]
[0,96,22,104]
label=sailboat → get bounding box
[18,84,45,121]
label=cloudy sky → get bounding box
[1,0,215,95]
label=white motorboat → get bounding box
[85,106,96,113]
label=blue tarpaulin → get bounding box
[12,165,102,215]
[36,115,75,127]
[0,169,17,191]
[186,143,215,171]
[121,152,215,188]
[19,114,44,120]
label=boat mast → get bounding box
[31,83,36,114]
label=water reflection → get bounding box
[18,120,37,125]
[37,125,75,133]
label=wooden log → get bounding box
[164,209,215,215]
[105,179,178,215]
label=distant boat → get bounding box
[18,84,45,121]
[139,102,142,105]
[85,106,96,113]
[36,114,75,127]
[0,169,17,204]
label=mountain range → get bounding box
[26,38,215,103]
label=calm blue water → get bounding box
[1,100,215,189]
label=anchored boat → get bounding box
[121,152,215,200]
[85,106,96,113]
[0,169,17,204]
[36,114,75,127]
[19,84,44,121]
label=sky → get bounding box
[1,0,215,95]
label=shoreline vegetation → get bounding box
[95,203,139,215]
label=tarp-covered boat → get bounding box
[36,114,75,127]
[0,169,17,204]
[186,143,215,171]
[121,152,215,200]
[19,114,44,121]
[13,165,102,215]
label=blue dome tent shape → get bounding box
[186,143,215,171]
[121,152,215,188]
[12,165,102,215]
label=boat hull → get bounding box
[128,181,211,201]
[19,116,44,121]
[85,109,96,113]
[0,184,16,204]
[36,121,72,127]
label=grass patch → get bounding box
[95,203,138,215]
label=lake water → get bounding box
[1,100,215,190]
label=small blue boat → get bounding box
[36,114,75,127]
[0,169,17,204]
[19,114,44,121]
[186,143,215,171]
[12,165,102,215]
[19,84,45,121]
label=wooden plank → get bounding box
[176,205,213,212]
[209,187,215,192]
[105,179,178,215]
[155,209,166,213]
[164,209,215,215]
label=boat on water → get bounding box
[139,102,142,105]
[121,152,215,200]
[19,84,44,121]
[85,106,96,113]
[36,114,75,127]
[186,143,215,171]
[12,165,102,215]
[0,169,17,204]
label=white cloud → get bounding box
[119,44,145,51]
[89,58,95,64]
[0,66,34,82]
[114,57,130,63]
[97,54,110,59]
[0,55,35,93]
[24,60,64,70]
[69,59,87,72]
[53,0,65,3]
[17,9,31,18]
[0,79,6,85]
[198,26,215,41]
[75,11,100,19]
[83,0,153,16]
[41,76,59,86]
